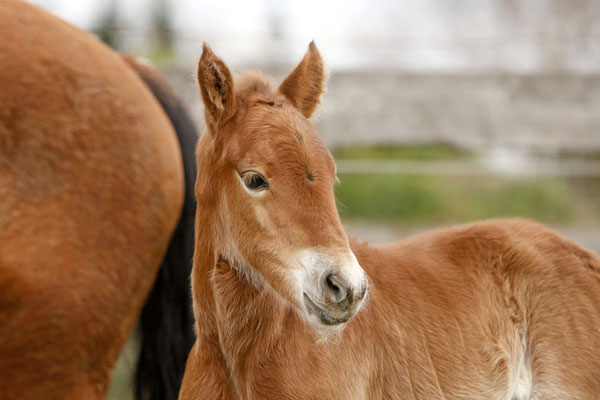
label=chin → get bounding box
[304,312,347,339]
[301,303,361,341]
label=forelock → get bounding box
[235,70,275,99]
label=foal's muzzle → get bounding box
[304,269,368,326]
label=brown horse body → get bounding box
[180,44,600,399]
[1,1,195,398]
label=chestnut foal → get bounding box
[180,43,600,400]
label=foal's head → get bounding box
[196,42,367,330]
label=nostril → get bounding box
[326,274,340,295]
[324,273,347,303]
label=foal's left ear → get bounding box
[197,43,236,131]
[278,41,325,118]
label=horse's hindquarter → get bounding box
[351,219,600,399]
[0,1,183,398]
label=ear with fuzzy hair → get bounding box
[197,43,236,131]
[278,41,325,118]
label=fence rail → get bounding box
[335,159,600,177]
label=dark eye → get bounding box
[243,173,269,190]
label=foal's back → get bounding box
[351,218,600,399]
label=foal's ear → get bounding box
[278,41,325,118]
[197,43,236,131]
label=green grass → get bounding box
[331,144,599,225]
[332,143,472,161]
[335,174,579,225]
[557,149,600,161]
[146,43,177,66]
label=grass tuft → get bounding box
[335,174,578,225]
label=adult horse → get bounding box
[0,1,196,399]
[180,43,600,399]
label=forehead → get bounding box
[232,102,335,176]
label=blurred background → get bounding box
[28,0,600,398]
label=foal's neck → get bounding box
[210,258,296,382]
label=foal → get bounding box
[180,43,600,399]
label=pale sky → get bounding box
[27,0,600,72]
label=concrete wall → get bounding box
[163,68,600,155]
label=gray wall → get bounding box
[164,67,600,155]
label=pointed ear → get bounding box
[278,41,325,118]
[197,43,236,131]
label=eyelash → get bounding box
[242,172,269,190]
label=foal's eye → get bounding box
[243,173,269,190]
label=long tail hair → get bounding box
[122,55,198,400]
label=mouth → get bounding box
[303,293,349,325]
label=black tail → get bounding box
[122,55,198,400]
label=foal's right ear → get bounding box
[197,43,236,131]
